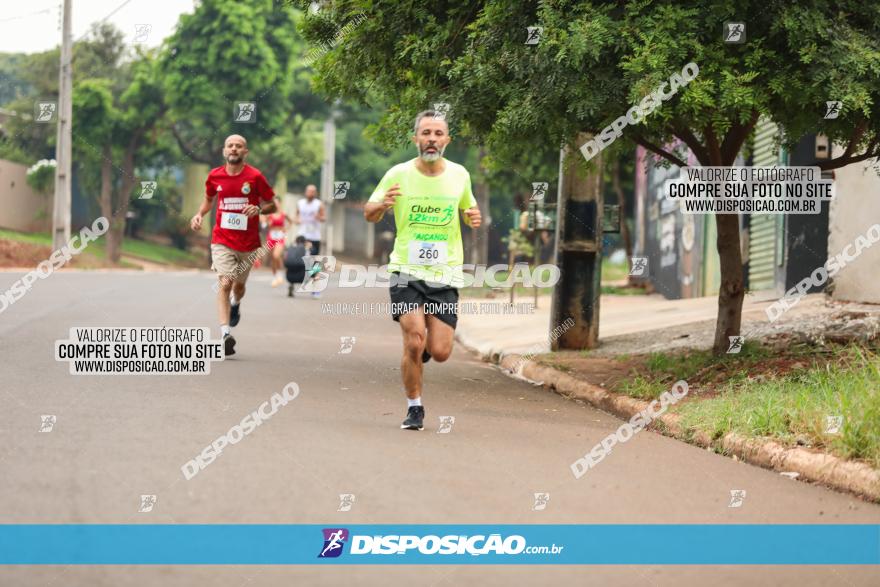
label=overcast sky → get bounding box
[0,0,195,54]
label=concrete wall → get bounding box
[827,144,880,303]
[0,159,51,232]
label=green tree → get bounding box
[0,22,130,161]
[300,0,880,354]
[0,53,32,105]
[73,49,167,263]
[159,0,325,183]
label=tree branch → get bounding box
[817,139,880,170]
[631,134,688,168]
[670,123,709,165]
[720,109,760,165]
[840,119,868,159]
[170,122,215,166]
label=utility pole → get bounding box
[472,148,490,267]
[320,103,338,256]
[550,133,603,350]
[52,0,73,251]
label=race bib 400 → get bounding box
[220,212,248,231]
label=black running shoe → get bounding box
[229,303,241,327]
[401,405,425,430]
[223,333,236,356]
[422,349,432,363]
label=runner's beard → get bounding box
[226,154,243,164]
[418,143,446,162]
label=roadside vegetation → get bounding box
[461,258,648,299]
[0,228,205,268]
[606,342,879,468]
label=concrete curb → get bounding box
[456,331,880,502]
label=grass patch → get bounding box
[674,347,880,468]
[615,341,774,399]
[459,268,554,298]
[0,229,52,246]
[601,284,647,296]
[601,259,629,282]
[534,357,572,373]
[460,259,633,297]
[98,237,203,267]
[0,228,203,267]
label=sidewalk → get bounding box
[457,291,832,358]
[456,292,880,501]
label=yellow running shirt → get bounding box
[369,158,477,287]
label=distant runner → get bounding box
[263,196,292,287]
[295,184,325,255]
[190,134,276,356]
[364,110,481,431]
[283,235,308,297]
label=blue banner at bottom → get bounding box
[0,525,877,564]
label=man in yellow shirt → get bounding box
[364,110,482,431]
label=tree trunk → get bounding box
[647,115,759,355]
[713,212,744,354]
[611,158,634,284]
[550,134,603,350]
[474,148,490,266]
[106,134,143,265]
[98,144,121,263]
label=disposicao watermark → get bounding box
[570,380,689,478]
[181,382,300,480]
[303,13,367,66]
[580,62,699,162]
[0,217,109,315]
[765,223,880,322]
[510,318,575,373]
[55,327,224,375]
[331,261,561,290]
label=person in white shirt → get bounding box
[294,184,326,255]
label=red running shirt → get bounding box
[205,164,275,251]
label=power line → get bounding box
[0,6,54,23]
[74,0,136,41]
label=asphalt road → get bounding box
[1,268,878,586]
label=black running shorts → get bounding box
[389,272,459,329]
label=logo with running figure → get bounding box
[337,493,356,511]
[824,101,842,120]
[138,494,157,513]
[530,182,548,201]
[437,416,455,434]
[234,102,257,123]
[432,102,450,121]
[39,415,56,432]
[629,257,648,277]
[133,24,152,44]
[408,202,455,227]
[525,26,543,45]
[727,335,744,354]
[338,337,356,354]
[139,181,157,199]
[532,492,550,511]
[333,181,350,199]
[297,256,337,293]
[318,528,349,558]
[723,22,746,43]
[35,101,57,123]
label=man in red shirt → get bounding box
[190,134,277,356]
